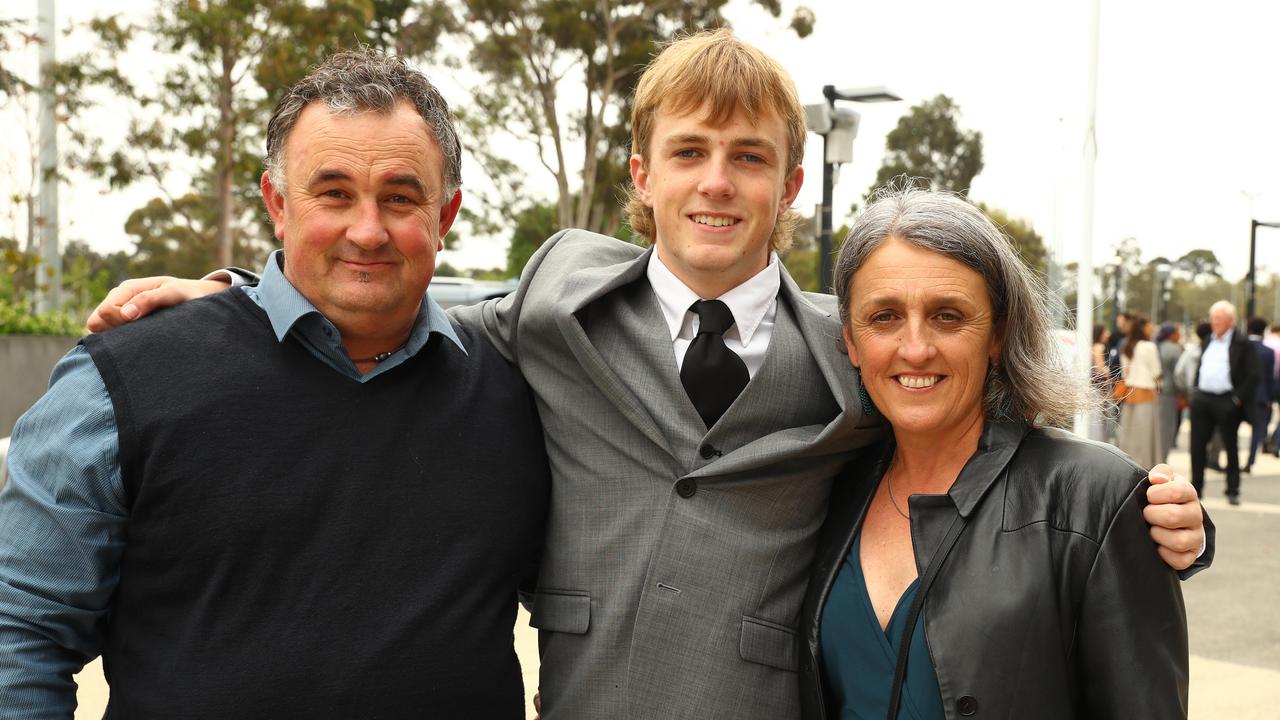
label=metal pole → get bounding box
[819,132,834,294]
[35,0,60,314]
[1072,0,1100,437]
[1248,219,1259,319]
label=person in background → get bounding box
[1156,323,1184,461]
[1265,323,1280,455]
[1104,312,1133,442]
[1244,317,1276,473]
[1190,301,1260,505]
[1090,323,1112,442]
[1117,314,1163,469]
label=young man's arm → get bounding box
[0,348,128,718]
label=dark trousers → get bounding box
[1248,401,1272,468]
[1191,391,1244,498]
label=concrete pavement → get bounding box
[71,423,1278,718]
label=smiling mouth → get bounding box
[690,214,740,228]
[896,375,941,389]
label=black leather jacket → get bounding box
[799,420,1208,720]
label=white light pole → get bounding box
[34,0,60,314]
[1073,0,1101,437]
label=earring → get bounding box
[857,382,878,417]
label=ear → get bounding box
[629,154,654,207]
[842,323,860,369]
[261,171,287,243]
[437,188,463,250]
[989,324,1004,366]
[780,165,804,212]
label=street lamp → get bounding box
[805,85,900,292]
[1150,262,1171,321]
[1247,219,1280,319]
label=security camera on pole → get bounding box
[805,85,900,293]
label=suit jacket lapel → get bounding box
[553,247,675,458]
[688,273,879,479]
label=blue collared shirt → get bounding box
[0,250,461,717]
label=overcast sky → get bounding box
[3,0,1278,279]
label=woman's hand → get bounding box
[87,276,231,332]
[1144,463,1205,570]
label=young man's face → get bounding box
[630,103,802,298]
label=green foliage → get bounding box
[976,203,1047,277]
[781,249,819,292]
[868,94,984,198]
[506,201,559,277]
[0,297,84,335]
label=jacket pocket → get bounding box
[529,589,591,635]
[739,615,800,672]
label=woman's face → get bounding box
[842,237,999,442]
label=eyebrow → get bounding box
[859,291,979,307]
[306,169,427,196]
[662,133,780,153]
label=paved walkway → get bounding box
[72,425,1278,718]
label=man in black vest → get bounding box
[0,51,549,718]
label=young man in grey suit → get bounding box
[91,31,1208,719]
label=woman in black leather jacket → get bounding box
[798,185,1191,720]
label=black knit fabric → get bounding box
[82,290,549,719]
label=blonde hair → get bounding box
[625,29,806,251]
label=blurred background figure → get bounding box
[1156,322,1183,461]
[1265,323,1280,456]
[1117,313,1163,469]
[1244,317,1276,473]
[1089,323,1113,442]
[1178,322,1226,471]
[1190,301,1259,505]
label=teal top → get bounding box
[818,532,945,720]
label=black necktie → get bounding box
[681,299,750,429]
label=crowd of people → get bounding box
[1094,303,1280,504]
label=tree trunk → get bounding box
[215,42,236,268]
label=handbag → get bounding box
[1110,378,1129,402]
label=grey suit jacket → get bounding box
[452,229,881,719]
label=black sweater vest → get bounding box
[82,290,550,719]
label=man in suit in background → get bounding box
[1244,316,1275,473]
[1192,300,1261,504]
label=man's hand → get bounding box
[1144,463,1204,571]
[87,277,230,333]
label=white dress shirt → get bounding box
[1198,328,1234,393]
[647,251,780,378]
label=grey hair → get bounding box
[264,48,462,196]
[834,181,1083,428]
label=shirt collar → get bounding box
[1213,327,1234,343]
[646,251,780,346]
[250,249,464,355]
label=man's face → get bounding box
[629,103,802,298]
[1210,308,1234,337]
[261,101,461,333]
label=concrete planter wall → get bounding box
[1,335,81,438]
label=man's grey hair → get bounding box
[834,181,1083,428]
[1209,300,1236,320]
[264,48,462,196]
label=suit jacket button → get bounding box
[956,695,978,716]
[675,478,697,498]
[699,444,717,459]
